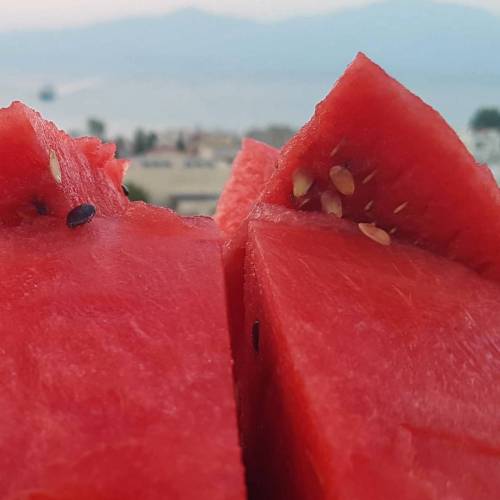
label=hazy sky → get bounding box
[0,0,499,31]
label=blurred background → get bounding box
[1,0,499,214]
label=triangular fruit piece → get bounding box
[0,103,244,499]
[238,204,500,499]
[217,53,500,498]
[216,139,279,355]
[219,53,500,387]
[261,53,500,280]
[0,102,128,225]
[216,138,279,239]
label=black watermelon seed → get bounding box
[66,203,96,229]
[252,320,260,354]
[122,184,129,197]
[33,200,48,215]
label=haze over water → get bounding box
[1,73,498,137]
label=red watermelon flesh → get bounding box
[0,102,128,225]
[259,53,500,281]
[0,105,244,498]
[216,138,278,239]
[239,205,500,500]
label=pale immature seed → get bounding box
[320,191,342,218]
[297,197,311,209]
[389,227,398,235]
[393,201,408,214]
[329,166,355,196]
[330,143,341,158]
[49,150,62,184]
[364,200,374,211]
[292,169,314,198]
[358,223,391,246]
[362,170,377,184]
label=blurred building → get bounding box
[246,125,295,148]
[124,130,240,215]
[464,129,500,181]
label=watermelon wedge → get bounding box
[216,54,500,499]
[239,205,500,500]
[216,138,279,239]
[219,54,500,283]
[261,53,500,280]
[0,103,244,499]
[0,102,128,225]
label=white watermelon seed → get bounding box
[389,227,398,235]
[49,150,62,184]
[358,223,391,246]
[329,165,355,196]
[320,191,342,218]
[292,169,314,198]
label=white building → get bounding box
[463,129,500,182]
[124,148,233,216]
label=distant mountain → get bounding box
[0,1,499,82]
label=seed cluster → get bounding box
[291,148,409,246]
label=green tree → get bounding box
[133,129,147,155]
[246,124,295,148]
[176,133,187,152]
[132,129,158,155]
[124,181,150,203]
[113,136,127,159]
[146,132,158,152]
[470,108,500,131]
[87,118,107,140]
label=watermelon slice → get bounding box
[216,139,279,362]
[259,53,500,280]
[218,54,500,283]
[238,204,500,499]
[0,103,244,499]
[216,138,279,239]
[216,54,500,498]
[0,102,128,225]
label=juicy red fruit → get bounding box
[0,102,127,225]
[261,53,500,282]
[240,206,500,500]
[216,138,279,239]
[0,103,245,499]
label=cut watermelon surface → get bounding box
[0,102,128,225]
[259,53,500,281]
[216,53,500,500]
[216,138,279,239]
[238,205,500,500]
[0,103,244,499]
[216,139,279,360]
